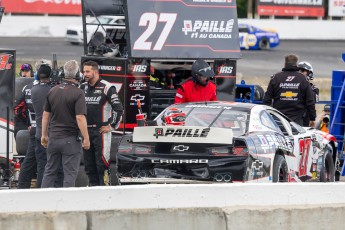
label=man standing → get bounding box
[31,64,63,188]
[263,54,316,127]
[174,59,217,104]
[82,60,123,186]
[298,61,319,127]
[41,60,90,188]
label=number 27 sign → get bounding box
[124,0,241,59]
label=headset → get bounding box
[19,63,34,77]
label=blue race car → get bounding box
[239,24,280,50]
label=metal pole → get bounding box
[6,106,10,179]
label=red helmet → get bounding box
[162,108,186,126]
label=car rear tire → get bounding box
[16,130,30,156]
[320,145,335,182]
[273,155,289,182]
[259,38,270,50]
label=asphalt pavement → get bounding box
[0,37,344,78]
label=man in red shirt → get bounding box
[174,59,217,104]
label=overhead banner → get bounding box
[124,0,241,59]
[257,0,325,17]
[2,0,82,15]
[328,0,345,16]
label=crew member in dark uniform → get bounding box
[41,60,90,188]
[298,61,319,127]
[15,76,37,188]
[81,60,123,186]
[174,59,217,104]
[31,64,63,188]
[263,54,316,127]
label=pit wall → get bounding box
[0,15,344,40]
[1,183,345,230]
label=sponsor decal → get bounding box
[85,96,101,104]
[153,127,210,139]
[131,65,147,73]
[251,159,264,176]
[0,54,13,71]
[279,82,300,89]
[173,145,190,152]
[94,90,102,94]
[130,94,145,105]
[182,19,234,39]
[151,159,208,164]
[280,91,298,98]
[99,65,123,71]
[129,79,147,90]
[185,104,233,110]
[218,65,233,74]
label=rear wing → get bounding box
[133,126,233,144]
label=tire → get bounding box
[320,146,335,182]
[15,130,30,156]
[75,164,88,187]
[272,155,289,182]
[254,85,265,101]
[109,163,120,186]
[259,38,270,50]
[110,133,123,162]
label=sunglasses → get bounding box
[20,64,32,71]
[198,66,211,73]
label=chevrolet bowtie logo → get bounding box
[173,145,190,152]
[281,91,298,97]
[130,94,145,101]
[252,160,263,170]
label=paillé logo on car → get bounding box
[154,128,164,139]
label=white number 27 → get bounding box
[133,13,177,51]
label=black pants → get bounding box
[17,134,36,189]
[83,128,111,186]
[41,136,82,188]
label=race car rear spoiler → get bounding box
[133,126,233,144]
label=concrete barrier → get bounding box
[1,183,345,230]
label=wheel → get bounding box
[259,38,270,50]
[320,145,335,182]
[272,155,289,182]
[254,85,265,101]
[109,163,120,186]
[15,130,30,155]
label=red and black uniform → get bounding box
[174,78,217,104]
[14,82,36,137]
[14,81,37,189]
[81,78,123,186]
[263,66,316,126]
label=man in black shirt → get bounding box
[263,54,316,127]
[81,60,123,186]
[41,60,90,188]
[31,64,63,188]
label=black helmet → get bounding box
[191,59,215,86]
[298,61,314,80]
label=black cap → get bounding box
[38,64,51,78]
[324,104,330,111]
